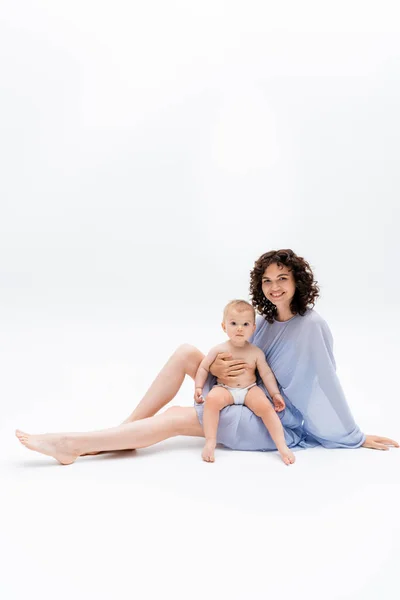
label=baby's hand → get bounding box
[272,393,285,412]
[194,388,204,403]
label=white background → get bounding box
[1,1,399,599]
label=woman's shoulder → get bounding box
[298,309,329,331]
[302,309,324,323]
[298,310,335,355]
[255,310,329,333]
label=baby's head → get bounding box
[222,300,256,345]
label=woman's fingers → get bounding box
[378,437,399,447]
[226,369,246,378]
[370,436,399,447]
[213,354,249,378]
[226,359,248,367]
[364,441,387,450]
[225,361,248,378]
[363,434,399,449]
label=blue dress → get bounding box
[194,310,366,451]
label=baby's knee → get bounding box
[205,389,229,409]
[251,400,275,419]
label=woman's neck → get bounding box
[275,305,295,322]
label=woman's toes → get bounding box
[16,430,28,443]
[16,431,27,444]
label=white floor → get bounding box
[2,320,400,600]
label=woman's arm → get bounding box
[290,315,398,450]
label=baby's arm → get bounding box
[255,349,285,412]
[194,345,224,403]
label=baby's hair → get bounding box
[223,299,256,322]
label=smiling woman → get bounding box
[250,249,320,323]
[262,263,297,321]
[16,248,398,464]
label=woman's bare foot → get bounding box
[278,446,296,465]
[15,430,79,465]
[202,439,216,462]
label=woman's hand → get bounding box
[210,353,249,379]
[361,435,399,450]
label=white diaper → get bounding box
[214,382,257,405]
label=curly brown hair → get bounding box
[250,249,320,323]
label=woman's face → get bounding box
[261,263,296,308]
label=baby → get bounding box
[194,299,296,466]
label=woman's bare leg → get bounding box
[16,406,204,465]
[81,344,203,456]
[122,344,204,423]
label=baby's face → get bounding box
[222,308,256,344]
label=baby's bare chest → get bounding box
[218,348,259,388]
[229,351,257,369]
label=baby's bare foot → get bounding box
[279,446,296,465]
[202,440,216,463]
[15,430,79,465]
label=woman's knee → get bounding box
[164,406,183,417]
[164,406,203,436]
[173,344,204,378]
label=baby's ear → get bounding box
[221,322,226,332]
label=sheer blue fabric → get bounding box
[194,310,366,451]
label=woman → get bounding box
[16,249,398,464]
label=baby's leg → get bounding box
[202,387,233,462]
[245,387,295,465]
